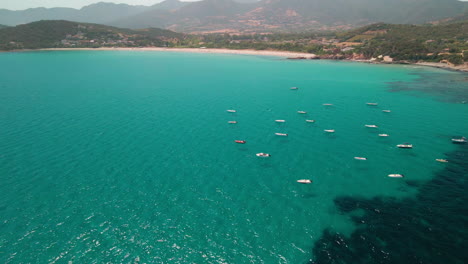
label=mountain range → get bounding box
[0,0,467,33]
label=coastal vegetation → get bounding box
[181,21,468,65]
[0,19,466,66]
[0,20,185,50]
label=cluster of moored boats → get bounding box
[227,87,466,183]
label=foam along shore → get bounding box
[38,47,317,58]
[414,62,468,73]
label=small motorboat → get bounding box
[379,134,389,137]
[297,179,312,184]
[388,174,404,178]
[382,110,391,113]
[256,153,271,157]
[366,103,378,106]
[306,120,315,123]
[235,140,246,144]
[323,103,333,106]
[397,143,413,149]
[275,120,286,123]
[365,125,378,128]
[275,133,288,136]
[297,111,307,114]
[354,157,367,161]
[452,137,467,144]
[228,121,237,124]
[324,129,335,133]
[227,110,236,113]
[436,159,448,163]
[290,87,299,90]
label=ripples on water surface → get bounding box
[0,51,467,263]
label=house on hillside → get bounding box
[341,47,354,52]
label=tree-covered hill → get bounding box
[1,19,466,66]
[341,22,468,63]
[0,20,186,50]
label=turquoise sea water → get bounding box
[0,51,467,263]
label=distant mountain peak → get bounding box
[80,2,143,9]
[151,0,188,11]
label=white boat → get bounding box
[354,157,367,161]
[275,133,288,137]
[324,129,335,133]
[228,121,237,124]
[365,125,378,128]
[323,103,333,106]
[290,87,299,90]
[306,120,315,123]
[297,111,307,114]
[227,110,236,113]
[379,134,389,137]
[397,144,413,149]
[297,179,312,184]
[366,103,378,106]
[256,153,271,157]
[388,174,404,178]
[275,120,286,123]
[382,110,391,113]
[452,137,467,144]
[436,159,448,163]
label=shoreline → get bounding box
[37,47,318,59]
[8,47,468,73]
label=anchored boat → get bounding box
[235,140,246,144]
[388,174,404,178]
[452,137,467,144]
[297,179,312,184]
[275,133,288,137]
[397,143,413,149]
[256,153,271,157]
[354,157,367,160]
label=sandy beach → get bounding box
[39,47,317,58]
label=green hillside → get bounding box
[341,22,468,63]
[176,20,468,65]
[1,19,466,65]
[0,20,185,50]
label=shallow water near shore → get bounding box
[0,51,467,263]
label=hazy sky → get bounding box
[0,0,200,10]
[1,0,467,10]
